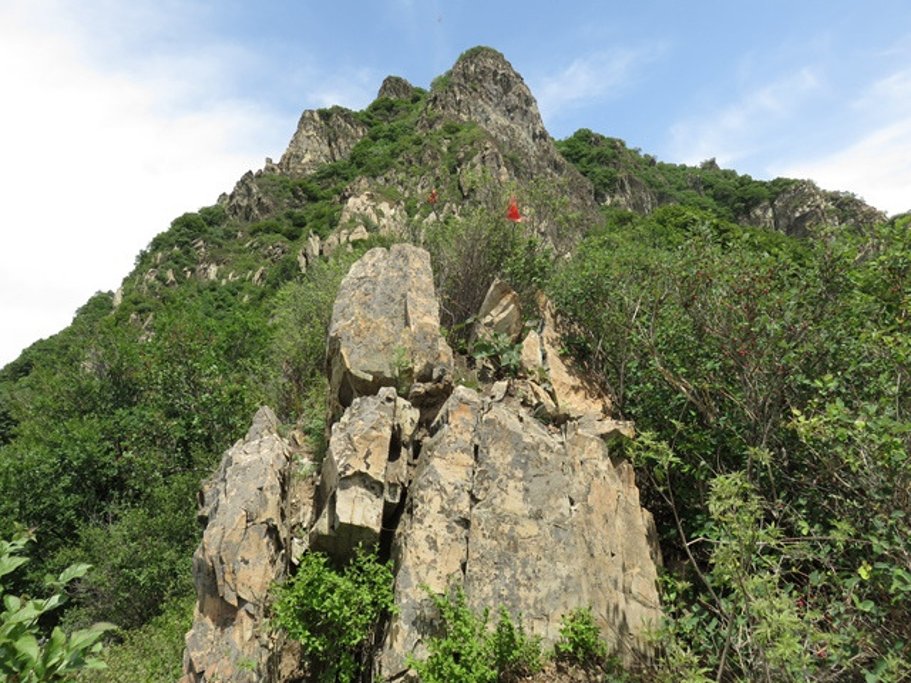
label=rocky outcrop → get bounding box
[278,107,369,178]
[746,180,886,236]
[338,188,408,236]
[326,244,453,424]
[377,386,662,678]
[536,293,612,421]
[425,48,554,175]
[181,407,306,683]
[377,75,416,101]
[296,226,369,274]
[223,170,281,223]
[184,243,658,682]
[604,172,659,214]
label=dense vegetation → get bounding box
[550,207,911,680]
[0,53,908,680]
[556,128,797,219]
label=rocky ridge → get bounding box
[182,244,660,681]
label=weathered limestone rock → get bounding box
[576,413,636,442]
[322,232,340,258]
[538,294,611,420]
[278,108,369,178]
[309,388,419,561]
[327,244,453,423]
[422,46,595,226]
[379,387,481,676]
[306,232,321,262]
[378,388,662,678]
[472,278,523,343]
[338,190,408,236]
[604,172,659,214]
[181,407,295,683]
[224,171,280,223]
[348,224,369,243]
[515,377,558,418]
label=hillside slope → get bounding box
[0,47,908,682]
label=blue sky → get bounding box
[1,0,910,365]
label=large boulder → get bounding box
[378,387,662,678]
[181,407,303,683]
[327,244,453,423]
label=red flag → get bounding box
[506,197,522,222]
[427,188,438,205]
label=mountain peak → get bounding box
[427,46,548,155]
[376,75,416,100]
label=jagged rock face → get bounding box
[326,244,453,424]
[378,387,662,678]
[278,107,369,178]
[426,48,550,168]
[603,173,659,214]
[309,388,419,561]
[338,188,408,236]
[224,170,281,223]
[425,48,592,193]
[377,75,416,100]
[182,407,304,683]
[747,180,887,236]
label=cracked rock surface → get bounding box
[377,386,662,679]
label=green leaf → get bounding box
[0,555,28,581]
[56,562,91,585]
[14,633,40,663]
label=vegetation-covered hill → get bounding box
[0,46,908,681]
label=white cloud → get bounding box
[668,67,820,167]
[776,68,911,215]
[533,46,665,124]
[0,1,291,366]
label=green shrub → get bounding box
[0,533,114,681]
[267,253,360,424]
[554,607,607,666]
[553,213,911,679]
[272,548,395,683]
[76,595,193,683]
[425,203,549,343]
[491,606,543,680]
[409,587,543,683]
[470,332,522,379]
